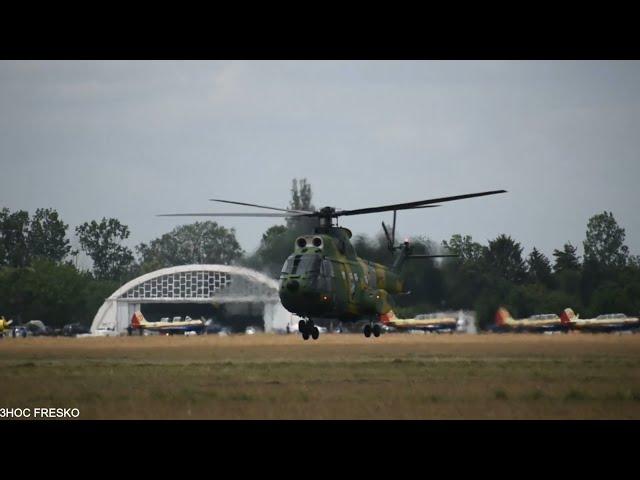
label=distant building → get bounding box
[90,264,289,335]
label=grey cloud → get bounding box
[1,60,638,262]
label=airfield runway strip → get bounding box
[1,334,639,419]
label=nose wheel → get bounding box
[299,319,319,341]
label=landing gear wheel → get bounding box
[372,324,381,337]
[298,319,306,333]
[311,326,319,340]
[363,324,372,338]
[302,330,310,340]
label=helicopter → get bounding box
[159,189,506,340]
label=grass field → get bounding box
[1,333,640,419]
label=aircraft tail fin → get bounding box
[495,307,513,327]
[560,308,577,325]
[131,311,148,328]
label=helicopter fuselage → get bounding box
[159,189,506,339]
[278,227,403,321]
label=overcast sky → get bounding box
[1,60,639,267]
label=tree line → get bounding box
[1,179,639,330]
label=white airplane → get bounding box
[561,308,640,333]
[128,312,208,336]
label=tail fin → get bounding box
[379,310,399,325]
[560,308,577,325]
[495,307,513,327]
[131,311,147,328]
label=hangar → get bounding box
[90,264,292,334]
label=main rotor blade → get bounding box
[297,205,441,218]
[320,204,440,217]
[209,198,312,214]
[157,213,304,218]
[334,190,507,217]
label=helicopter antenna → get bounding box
[392,210,397,247]
[381,210,399,251]
[381,221,393,250]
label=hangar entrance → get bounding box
[140,302,265,333]
[90,265,291,335]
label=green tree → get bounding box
[485,234,527,284]
[286,178,316,232]
[27,208,72,263]
[553,242,581,272]
[0,208,30,267]
[0,208,8,265]
[587,277,640,318]
[137,221,243,270]
[76,218,135,281]
[527,247,554,287]
[440,234,488,310]
[261,225,287,244]
[288,178,314,212]
[502,283,577,320]
[583,211,629,269]
[442,234,486,264]
[0,259,107,328]
[629,255,640,269]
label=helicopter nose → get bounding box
[286,280,300,292]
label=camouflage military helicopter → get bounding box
[160,189,506,340]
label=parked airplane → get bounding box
[0,316,12,337]
[561,308,640,333]
[494,307,565,333]
[128,311,208,336]
[379,310,459,334]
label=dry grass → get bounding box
[1,333,640,419]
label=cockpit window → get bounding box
[281,256,297,275]
[281,255,322,276]
[321,259,334,277]
[293,255,321,275]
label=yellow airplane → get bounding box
[0,316,13,337]
[494,307,565,333]
[128,311,208,336]
[379,310,459,333]
[561,308,640,333]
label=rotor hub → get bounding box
[318,206,337,227]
